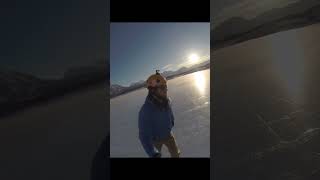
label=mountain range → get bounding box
[0,62,108,117]
[212,0,320,50]
[110,60,210,98]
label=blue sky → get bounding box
[110,23,210,86]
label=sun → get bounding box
[188,53,200,64]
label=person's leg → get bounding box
[164,134,180,158]
[153,141,163,153]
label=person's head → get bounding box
[146,70,168,99]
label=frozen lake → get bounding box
[212,23,320,179]
[0,84,107,180]
[110,69,210,157]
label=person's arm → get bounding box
[169,101,175,127]
[138,108,159,157]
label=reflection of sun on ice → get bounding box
[193,71,206,95]
[188,53,200,64]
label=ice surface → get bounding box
[0,84,107,180]
[110,69,210,157]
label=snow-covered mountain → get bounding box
[0,70,43,103]
[161,70,175,78]
[0,63,108,117]
[110,84,127,97]
[110,60,210,98]
[130,80,145,88]
[212,0,320,50]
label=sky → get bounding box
[1,0,108,79]
[110,23,210,86]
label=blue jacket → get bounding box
[138,95,175,157]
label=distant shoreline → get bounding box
[0,81,107,119]
[212,4,320,51]
[110,67,210,99]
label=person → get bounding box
[138,70,180,158]
[91,135,109,180]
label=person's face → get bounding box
[155,85,168,98]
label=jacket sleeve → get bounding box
[169,101,175,127]
[138,107,158,157]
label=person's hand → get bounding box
[153,152,161,158]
